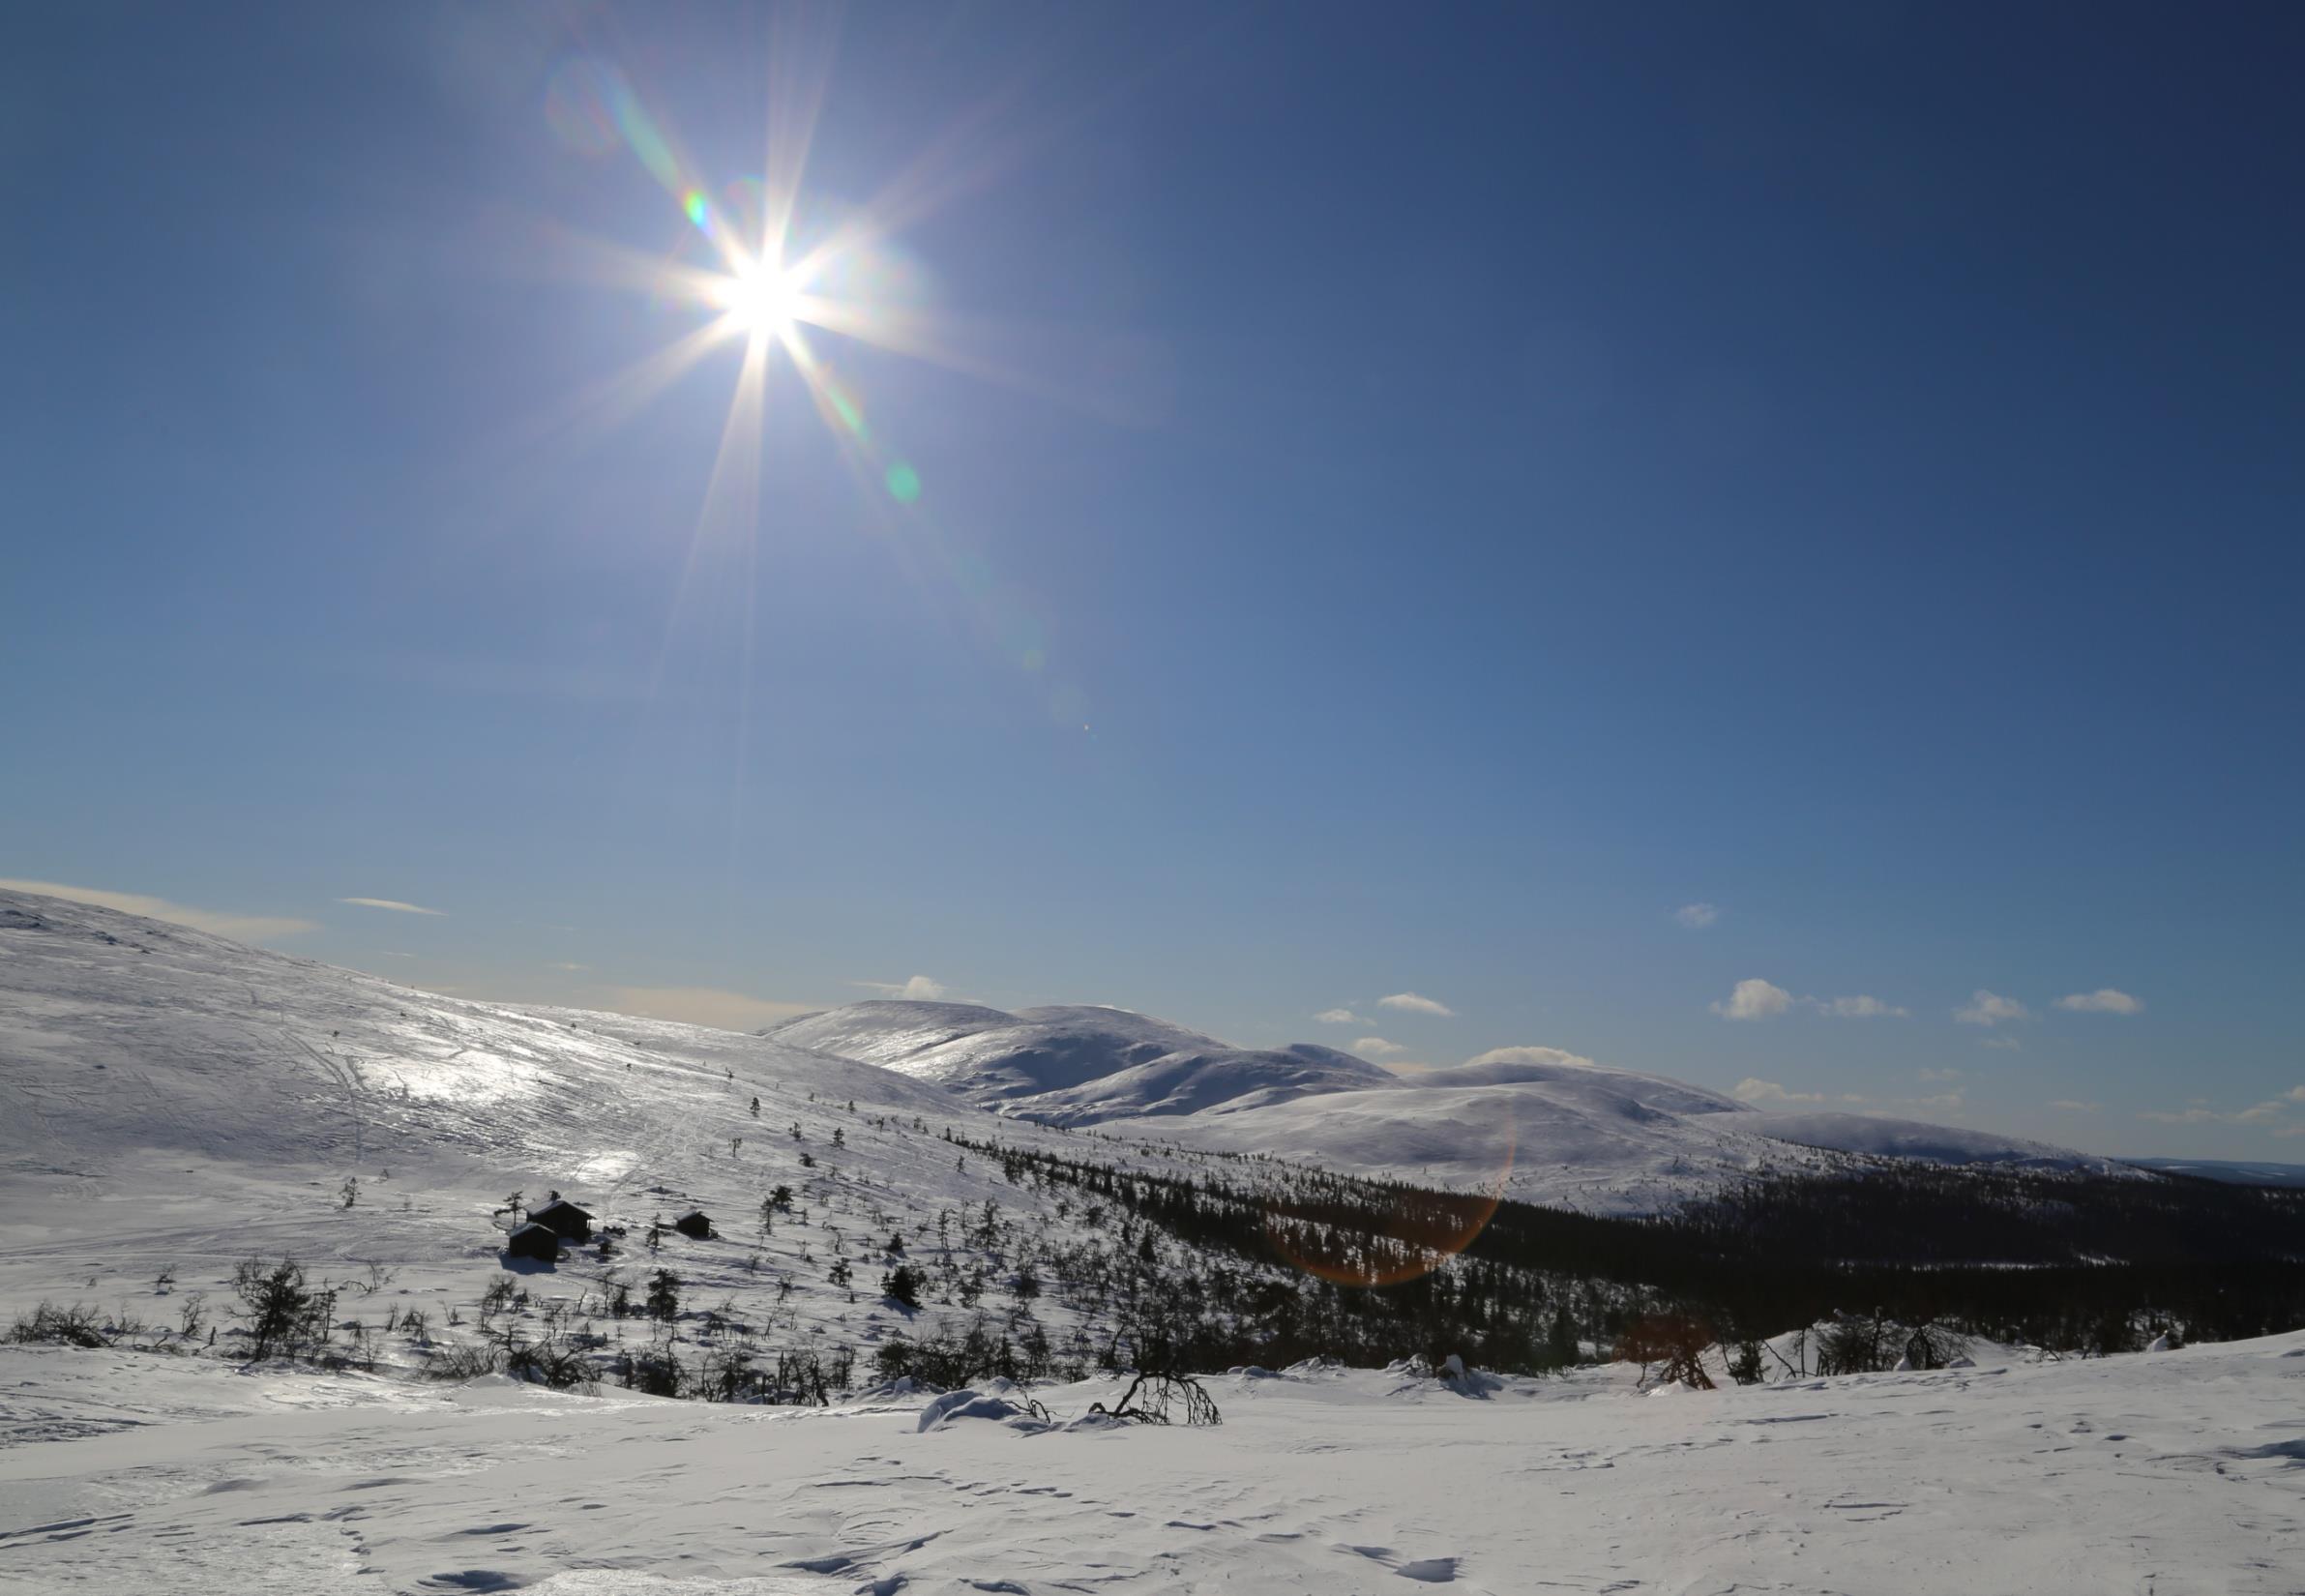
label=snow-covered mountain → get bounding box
[774,1000,2140,1210]
[768,1000,1396,1120]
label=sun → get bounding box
[709,260,803,340]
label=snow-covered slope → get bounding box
[777,998,2138,1211]
[1754,1110,2134,1171]
[7,1327,2300,1594]
[0,888,1251,1376]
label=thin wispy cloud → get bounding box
[2049,1099,2102,1112]
[1672,902,1720,930]
[1981,1035,2024,1051]
[1712,978,1906,1021]
[1378,991,1454,1018]
[1918,1067,1963,1082]
[1712,978,1792,1020]
[1315,1007,1364,1025]
[1351,1036,1405,1058]
[339,897,445,916]
[605,986,816,1030]
[2136,1098,2294,1130]
[1817,994,1909,1019]
[2138,1107,2220,1125]
[1733,1078,1825,1105]
[1955,990,2030,1026]
[1463,1046,1596,1070]
[852,975,949,1001]
[0,878,316,942]
[2054,988,2144,1015]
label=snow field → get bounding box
[4,1331,2302,1594]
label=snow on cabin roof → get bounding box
[530,1197,590,1216]
[510,1222,557,1238]
[675,1208,707,1221]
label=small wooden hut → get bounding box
[672,1208,712,1240]
[506,1222,560,1263]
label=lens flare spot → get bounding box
[684,190,711,229]
[885,461,922,503]
[543,58,622,157]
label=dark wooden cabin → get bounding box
[506,1222,560,1263]
[528,1197,593,1242]
[672,1209,712,1240]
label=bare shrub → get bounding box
[9,1302,109,1347]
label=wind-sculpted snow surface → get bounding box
[3,1332,2301,1593]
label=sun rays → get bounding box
[513,20,1136,871]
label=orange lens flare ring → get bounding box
[1264,1100,1516,1287]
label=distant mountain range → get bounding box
[2126,1157,2305,1189]
[768,999,2142,1212]
[0,885,2150,1229]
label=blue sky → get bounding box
[5,2,2300,1156]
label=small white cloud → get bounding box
[2048,1099,2102,1112]
[1672,902,1721,930]
[2138,1107,2220,1125]
[1352,1036,1406,1058]
[339,897,445,917]
[1378,991,1455,1018]
[2054,988,2143,1015]
[1981,1035,2024,1051]
[1315,1008,1364,1025]
[0,878,317,943]
[1914,1089,1965,1110]
[2288,1085,2305,1103]
[1918,1067,1963,1082]
[1819,994,1909,1020]
[1463,1045,1597,1070]
[605,986,817,1030]
[2235,1101,2290,1125]
[1733,1077,1825,1105]
[851,975,949,1001]
[1956,990,2030,1026]
[1712,978,1792,1020]
[550,961,589,972]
